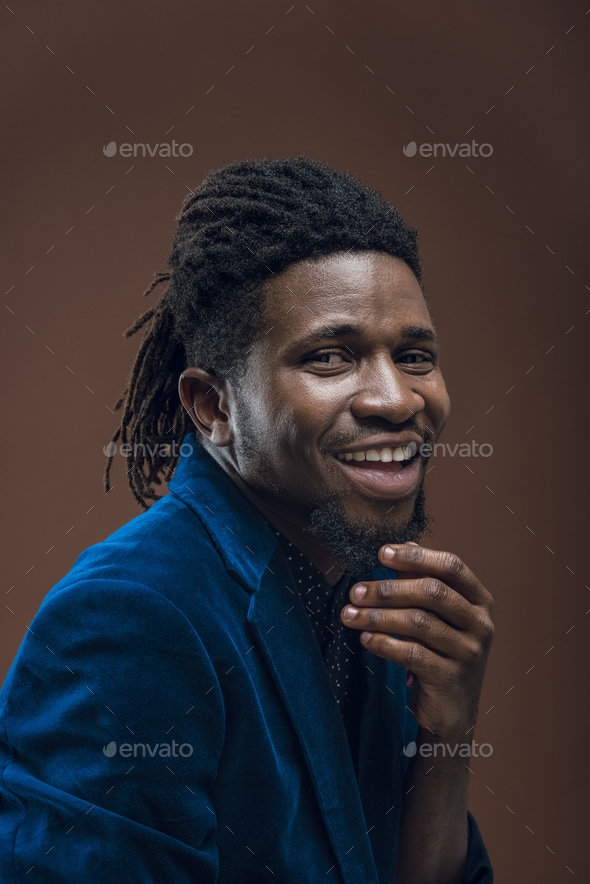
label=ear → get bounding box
[178,367,233,448]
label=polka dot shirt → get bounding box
[272,529,363,773]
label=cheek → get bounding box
[240,361,345,451]
[286,384,348,450]
[267,392,341,470]
[241,385,305,452]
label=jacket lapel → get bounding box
[169,438,380,882]
[247,545,380,884]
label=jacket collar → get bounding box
[169,435,400,883]
[168,433,276,594]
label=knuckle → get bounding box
[405,641,424,669]
[441,551,465,580]
[482,616,495,641]
[403,543,421,562]
[374,580,392,602]
[424,578,446,604]
[472,612,495,644]
[409,608,430,632]
[367,607,384,630]
[477,609,494,631]
[462,639,481,663]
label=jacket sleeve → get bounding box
[0,578,225,883]
[461,812,493,883]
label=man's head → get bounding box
[180,250,449,572]
[106,157,450,571]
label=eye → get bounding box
[398,352,433,365]
[307,351,347,365]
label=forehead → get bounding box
[261,251,433,344]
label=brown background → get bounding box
[1,0,589,880]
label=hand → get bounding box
[340,543,494,739]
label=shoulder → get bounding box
[47,491,240,615]
[62,493,208,584]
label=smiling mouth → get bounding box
[332,441,422,498]
[335,441,417,472]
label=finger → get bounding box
[348,578,482,632]
[359,631,456,684]
[378,543,493,610]
[393,543,421,583]
[341,605,478,662]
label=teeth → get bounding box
[337,444,418,463]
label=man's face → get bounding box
[225,250,451,572]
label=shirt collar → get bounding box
[272,528,351,593]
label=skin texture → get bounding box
[179,251,494,884]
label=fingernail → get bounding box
[382,546,395,561]
[360,632,372,643]
[343,606,359,621]
[353,585,367,602]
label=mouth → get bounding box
[332,440,423,500]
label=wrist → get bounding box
[412,727,475,770]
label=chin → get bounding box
[308,484,433,577]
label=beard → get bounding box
[305,482,433,579]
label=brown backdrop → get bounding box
[1,0,589,880]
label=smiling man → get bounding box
[0,157,494,883]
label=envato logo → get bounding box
[103,140,193,158]
[403,740,493,758]
[103,741,193,758]
[103,440,194,458]
[403,140,493,158]
[420,441,493,458]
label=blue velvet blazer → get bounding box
[0,438,492,882]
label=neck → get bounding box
[226,470,345,586]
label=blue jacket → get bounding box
[0,438,492,882]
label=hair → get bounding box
[104,155,422,509]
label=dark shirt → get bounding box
[272,529,364,775]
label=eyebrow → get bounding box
[296,322,438,349]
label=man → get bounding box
[0,157,494,882]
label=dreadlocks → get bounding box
[104,155,422,509]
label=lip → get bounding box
[335,432,424,455]
[334,452,423,500]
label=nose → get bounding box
[350,354,425,424]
